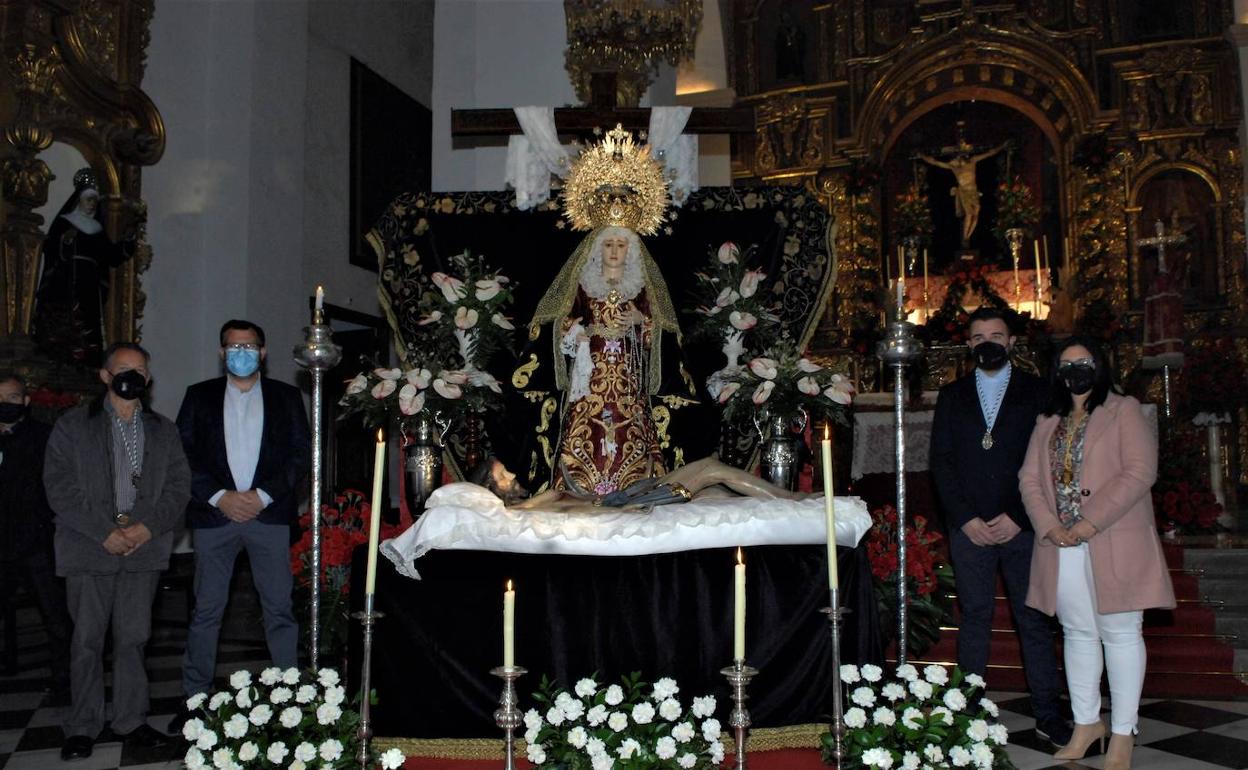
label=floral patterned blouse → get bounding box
[1050,412,1091,527]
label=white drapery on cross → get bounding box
[504,106,698,210]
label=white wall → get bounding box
[140,0,433,416]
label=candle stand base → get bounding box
[491,666,527,770]
[822,595,852,768]
[352,605,384,768]
[720,660,759,770]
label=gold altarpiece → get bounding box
[0,0,162,385]
[727,0,1245,495]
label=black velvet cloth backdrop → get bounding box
[353,544,882,739]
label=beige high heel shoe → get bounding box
[1053,721,1107,760]
[1103,732,1135,770]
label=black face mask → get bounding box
[109,370,148,401]
[973,341,1010,371]
[1060,364,1097,396]
[0,402,26,423]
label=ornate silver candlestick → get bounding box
[720,660,758,769]
[491,665,527,770]
[353,595,383,768]
[293,304,342,671]
[822,594,852,768]
[876,320,923,664]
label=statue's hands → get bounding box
[622,303,645,326]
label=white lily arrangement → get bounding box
[340,361,504,428]
[524,673,725,770]
[417,250,516,371]
[716,339,855,427]
[179,666,405,770]
[687,241,781,371]
[819,664,1015,770]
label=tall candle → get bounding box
[1033,241,1042,317]
[896,247,906,312]
[922,249,929,324]
[734,548,746,661]
[503,580,515,667]
[315,284,324,311]
[364,428,385,595]
[821,424,839,591]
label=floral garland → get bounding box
[524,673,725,769]
[289,490,407,657]
[179,667,405,770]
[865,506,954,657]
[820,664,1015,770]
[893,183,933,244]
[715,340,855,428]
[991,176,1039,244]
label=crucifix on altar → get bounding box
[1138,218,1189,418]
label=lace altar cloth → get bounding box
[381,483,872,579]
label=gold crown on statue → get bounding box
[561,124,669,235]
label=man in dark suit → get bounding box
[172,320,309,728]
[45,343,190,759]
[0,373,71,702]
[930,307,1070,747]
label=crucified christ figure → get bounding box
[919,142,1008,246]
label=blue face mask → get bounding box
[226,348,261,377]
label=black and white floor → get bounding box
[1,568,1246,769]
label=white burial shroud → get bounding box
[381,482,872,580]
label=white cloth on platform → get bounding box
[505,107,571,209]
[380,483,872,579]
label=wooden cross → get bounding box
[1137,219,1187,274]
[451,72,753,138]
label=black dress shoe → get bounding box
[115,723,171,749]
[1036,714,1075,749]
[60,734,94,761]
[166,707,193,737]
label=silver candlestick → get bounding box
[491,665,527,770]
[293,305,342,671]
[353,596,383,768]
[720,660,759,769]
[822,593,852,768]
[876,320,923,664]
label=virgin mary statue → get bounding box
[528,226,684,496]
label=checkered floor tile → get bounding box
[2,576,1246,768]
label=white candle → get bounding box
[922,249,929,324]
[896,247,906,312]
[315,284,324,311]
[821,424,839,591]
[734,548,746,661]
[1033,241,1042,317]
[364,428,385,595]
[503,580,515,667]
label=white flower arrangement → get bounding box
[419,250,516,371]
[715,339,855,428]
[687,242,781,374]
[525,673,724,770]
[180,667,404,770]
[821,664,1014,770]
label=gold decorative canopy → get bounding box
[560,124,670,235]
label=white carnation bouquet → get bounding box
[179,666,405,770]
[524,673,725,770]
[820,664,1015,770]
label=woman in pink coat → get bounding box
[1019,336,1174,770]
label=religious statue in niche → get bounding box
[1134,169,1217,305]
[1139,217,1187,370]
[918,140,1008,247]
[521,125,693,498]
[32,168,137,367]
[773,7,806,82]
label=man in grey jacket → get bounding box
[44,342,190,760]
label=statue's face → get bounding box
[601,236,629,269]
[78,190,99,217]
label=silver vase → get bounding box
[403,412,449,514]
[756,411,805,490]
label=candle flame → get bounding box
[376,428,384,442]
[736,547,743,565]
[316,284,324,295]
[506,579,513,591]
[823,423,830,441]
